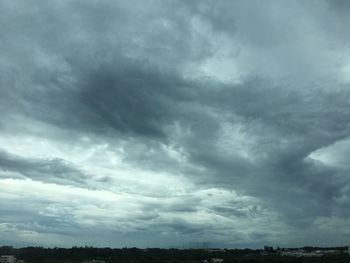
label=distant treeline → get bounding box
[0,245,348,263]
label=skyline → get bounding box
[1,0,350,248]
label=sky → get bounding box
[1,0,350,248]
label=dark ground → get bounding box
[1,246,349,263]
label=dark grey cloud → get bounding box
[0,150,88,186]
[327,0,350,12]
[1,0,350,248]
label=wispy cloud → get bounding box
[1,0,350,248]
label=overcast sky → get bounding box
[1,0,350,248]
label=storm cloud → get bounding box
[1,0,350,248]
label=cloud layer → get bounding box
[1,0,350,248]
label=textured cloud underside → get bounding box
[1,0,350,248]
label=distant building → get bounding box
[280,250,322,258]
[210,258,224,263]
[0,256,16,263]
